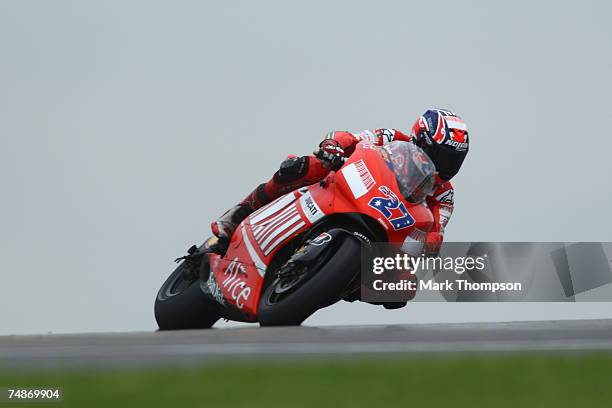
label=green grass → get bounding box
[1,353,612,407]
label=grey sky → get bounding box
[1,0,611,335]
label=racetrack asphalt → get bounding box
[2,319,612,369]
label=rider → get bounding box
[210,108,469,256]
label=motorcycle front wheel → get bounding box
[258,236,360,326]
[154,254,219,330]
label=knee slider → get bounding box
[273,156,309,184]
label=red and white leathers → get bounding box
[212,128,454,255]
[327,129,454,255]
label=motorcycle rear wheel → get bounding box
[258,236,360,326]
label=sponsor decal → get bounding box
[444,138,468,151]
[375,128,395,144]
[305,197,317,216]
[368,186,415,231]
[222,258,252,309]
[355,160,375,189]
[206,271,226,306]
[341,159,376,199]
[353,231,371,244]
[299,191,324,224]
[250,197,306,256]
[311,232,332,246]
[435,189,454,204]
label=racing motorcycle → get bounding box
[154,141,435,329]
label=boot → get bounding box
[211,204,254,243]
[210,184,271,254]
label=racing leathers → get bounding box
[211,128,454,256]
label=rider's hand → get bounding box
[314,139,346,171]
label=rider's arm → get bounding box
[371,128,413,144]
[425,179,454,257]
[352,128,413,145]
[323,131,360,156]
[324,128,413,156]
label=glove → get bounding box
[314,139,346,171]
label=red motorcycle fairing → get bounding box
[206,142,434,320]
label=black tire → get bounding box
[154,258,219,330]
[258,236,360,326]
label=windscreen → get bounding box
[384,141,436,203]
